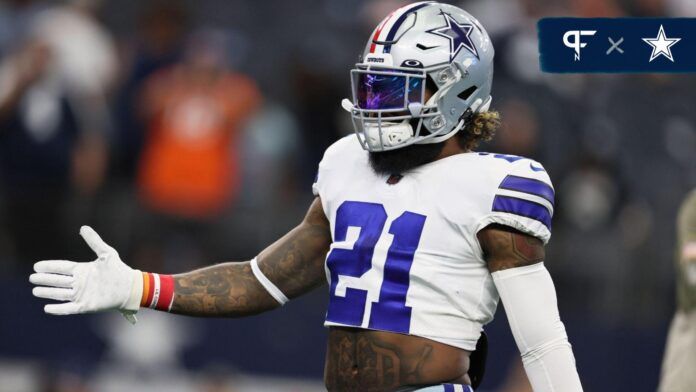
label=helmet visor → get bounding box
[353,71,424,110]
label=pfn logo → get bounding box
[563,30,596,61]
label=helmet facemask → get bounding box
[345,62,468,152]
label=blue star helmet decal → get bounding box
[427,11,479,61]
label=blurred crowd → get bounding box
[0,0,695,391]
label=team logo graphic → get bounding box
[539,18,696,73]
[427,12,478,61]
[562,30,597,61]
[642,24,681,62]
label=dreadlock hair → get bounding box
[457,110,501,151]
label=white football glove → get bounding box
[30,226,143,324]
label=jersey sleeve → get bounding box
[476,159,555,244]
[312,166,322,196]
[311,135,359,197]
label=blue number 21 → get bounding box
[325,201,426,334]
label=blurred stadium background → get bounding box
[0,0,694,391]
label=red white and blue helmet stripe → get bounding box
[369,1,434,54]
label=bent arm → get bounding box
[170,197,332,317]
[478,224,583,392]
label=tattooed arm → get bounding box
[477,224,545,272]
[29,198,330,319]
[170,197,332,317]
[477,224,583,392]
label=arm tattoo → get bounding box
[171,262,276,317]
[477,224,545,273]
[255,197,332,298]
[170,198,332,317]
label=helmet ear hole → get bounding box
[458,86,477,101]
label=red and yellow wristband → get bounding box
[140,272,175,311]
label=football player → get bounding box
[659,189,696,391]
[30,2,583,391]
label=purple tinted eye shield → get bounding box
[353,72,424,110]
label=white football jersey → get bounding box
[313,135,554,350]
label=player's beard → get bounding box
[368,141,445,175]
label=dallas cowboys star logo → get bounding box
[427,12,478,61]
[642,25,681,62]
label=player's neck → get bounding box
[435,137,467,161]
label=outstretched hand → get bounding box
[30,226,143,323]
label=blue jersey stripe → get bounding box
[443,384,455,392]
[498,175,555,205]
[383,2,432,53]
[492,195,552,230]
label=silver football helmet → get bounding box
[342,1,494,152]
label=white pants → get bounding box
[412,384,473,392]
[659,310,696,392]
